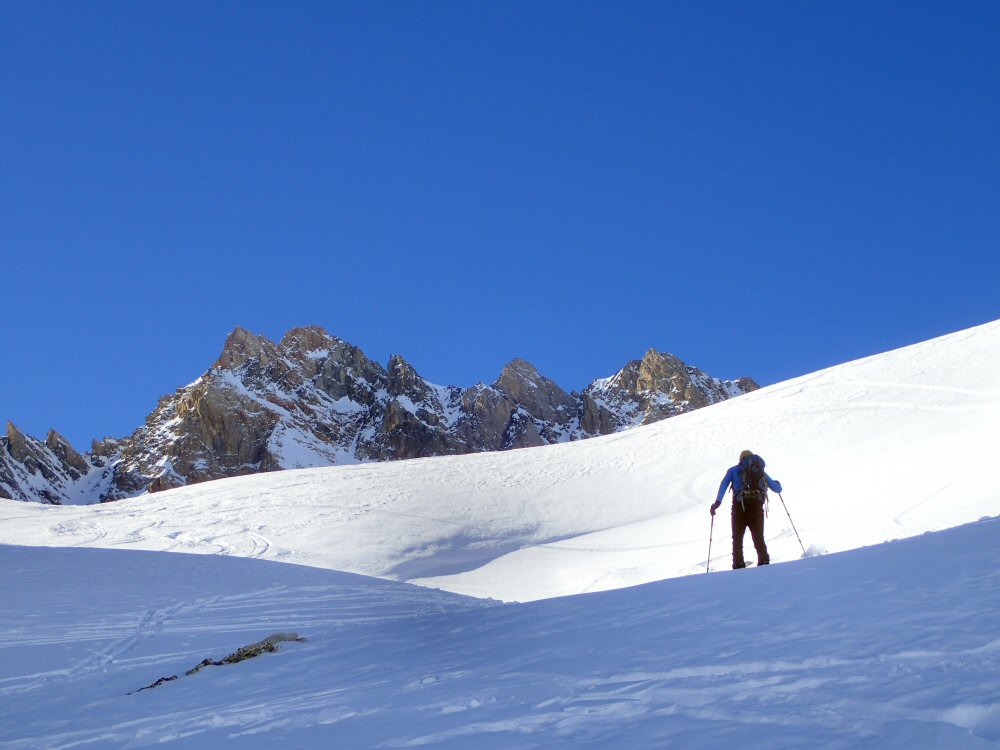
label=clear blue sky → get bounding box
[3,1,998,450]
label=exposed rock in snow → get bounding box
[581,349,757,433]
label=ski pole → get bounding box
[706,514,715,573]
[777,492,807,556]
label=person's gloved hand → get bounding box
[710,501,721,516]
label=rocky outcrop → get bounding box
[128,632,307,695]
[581,349,758,434]
[495,359,577,426]
[0,422,103,504]
[185,632,307,676]
[0,327,757,504]
[45,430,90,476]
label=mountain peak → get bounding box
[387,354,431,400]
[279,326,340,357]
[214,327,277,371]
[5,421,35,463]
[636,350,689,392]
[45,429,89,474]
[494,358,576,426]
[641,347,680,365]
[495,358,543,387]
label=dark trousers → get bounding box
[732,495,769,568]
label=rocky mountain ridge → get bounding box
[0,326,757,504]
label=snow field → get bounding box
[2,513,1000,748]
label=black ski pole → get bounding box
[706,513,715,573]
[778,492,807,556]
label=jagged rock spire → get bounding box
[1,422,92,503]
[45,429,90,474]
[214,327,277,371]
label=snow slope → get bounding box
[1,319,997,602]
[2,515,1000,749]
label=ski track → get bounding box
[0,594,224,698]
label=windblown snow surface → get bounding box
[1,320,999,748]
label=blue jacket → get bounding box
[715,462,782,504]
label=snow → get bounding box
[60,458,114,505]
[313,389,369,416]
[1,319,999,747]
[2,515,999,748]
[266,423,359,470]
[216,370,295,419]
[427,382,465,428]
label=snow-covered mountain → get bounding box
[0,326,756,504]
[1,319,997,603]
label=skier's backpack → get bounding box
[739,454,768,503]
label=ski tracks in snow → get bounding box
[62,599,211,685]
[493,642,1000,748]
[49,518,108,546]
[0,593,227,698]
[4,518,1000,749]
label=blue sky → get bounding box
[2,1,998,449]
